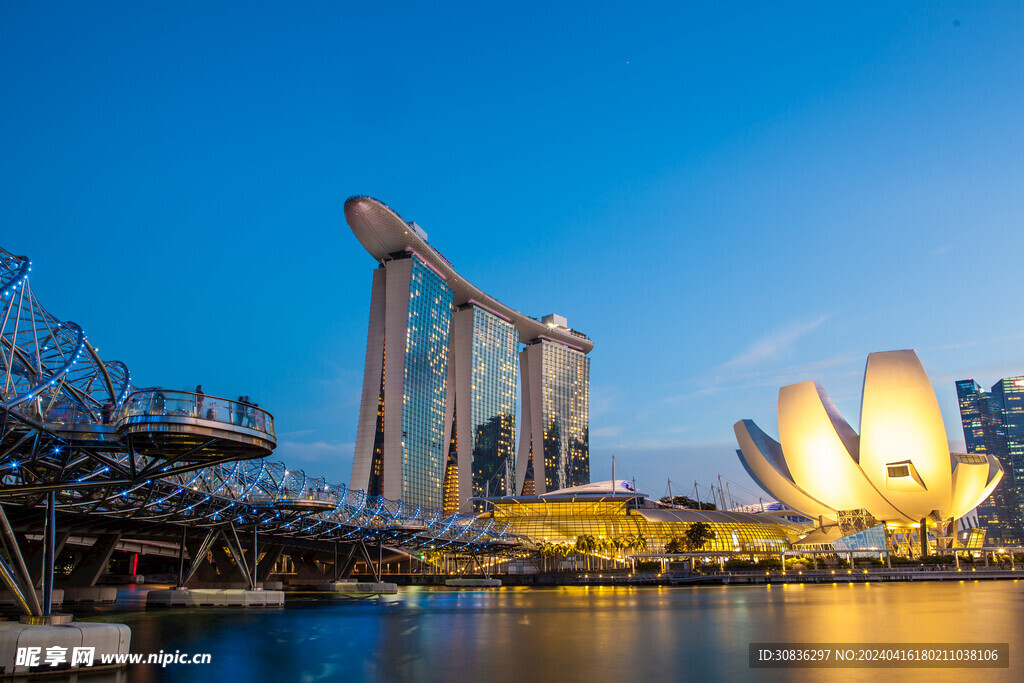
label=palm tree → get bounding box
[598,538,612,569]
[536,542,550,573]
[635,533,648,553]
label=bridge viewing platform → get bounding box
[118,390,276,463]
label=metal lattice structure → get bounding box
[0,245,516,615]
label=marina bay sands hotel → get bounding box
[345,197,593,513]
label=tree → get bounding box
[665,537,686,554]
[575,534,599,570]
[684,522,717,552]
[634,533,648,553]
[659,495,717,511]
[536,542,552,572]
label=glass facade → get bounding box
[368,359,386,497]
[467,307,518,506]
[487,498,794,552]
[955,378,1023,543]
[831,524,887,556]
[399,257,453,509]
[992,377,1024,540]
[540,343,590,491]
[443,398,459,515]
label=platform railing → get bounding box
[120,390,275,438]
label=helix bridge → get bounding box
[0,246,518,617]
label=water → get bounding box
[76,581,1023,682]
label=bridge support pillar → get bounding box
[179,530,219,587]
[23,531,70,588]
[224,523,255,589]
[256,544,283,582]
[66,534,122,587]
[0,504,42,617]
[358,541,380,583]
[337,544,359,580]
[42,492,56,615]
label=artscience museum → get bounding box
[734,350,1003,556]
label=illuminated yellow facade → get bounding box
[734,350,1004,530]
[482,485,800,553]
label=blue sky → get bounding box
[2,2,1023,503]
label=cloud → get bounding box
[930,245,952,256]
[588,385,619,418]
[590,426,620,438]
[721,315,830,370]
[273,439,354,465]
[278,429,315,437]
[925,331,1024,353]
[664,351,860,404]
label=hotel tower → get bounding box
[346,197,594,513]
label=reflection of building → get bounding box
[734,350,1003,555]
[956,378,1024,543]
[477,481,799,552]
[346,197,593,512]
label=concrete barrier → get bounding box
[316,581,398,594]
[0,620,130,674]
[445,578,502,587]
[0,588,63,607]
[146,589,285,607]
[61,586,118,604]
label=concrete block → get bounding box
[145,588,283,607]
[0,620,128,673]
[445,578,502,587]
[61,586,118,604]
[0,588,63,607]
[317,581,398,593]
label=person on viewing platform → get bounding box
[195,385,205,418]
[252,400,265,430]
[101,401,114,425]
[150,390,166,415]
[241,395,253,428]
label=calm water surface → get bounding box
[78,581,1023,682]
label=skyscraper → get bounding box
[346,197,593,513]
[516,322,591,496]
[351,254,453,510]
[956,378,1024,543]
[444,304,518,512]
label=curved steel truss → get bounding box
[0,246,515,554]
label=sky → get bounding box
[2,2,1023,505]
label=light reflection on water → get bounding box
[89,581,1022,682]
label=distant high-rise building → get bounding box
[956,378,1024,543]
[346,197,593,512]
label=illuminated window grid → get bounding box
[468,306,518,503]
[400,257,453,509]
[490,500,793,551]
[539,342,590,490]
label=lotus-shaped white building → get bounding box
[734,350,1003,532]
